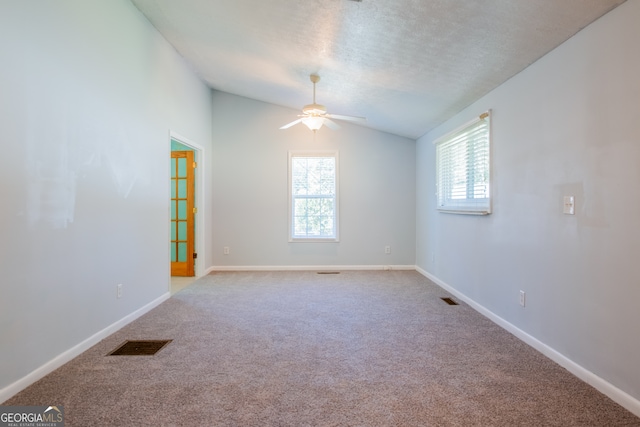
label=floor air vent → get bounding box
[317,272,340,275]
[440,297,459,306]
[108,340,172,356]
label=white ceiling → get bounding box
[131,0,626,139]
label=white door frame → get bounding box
[169,130,206,278]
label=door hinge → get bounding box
[193,252,198,259]
[193,161,197,168]
[193,207,198,214]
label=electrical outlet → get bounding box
[384,245,391,254]
[519,290,526,307]
[223,246,230,255]
[117,284,123,299]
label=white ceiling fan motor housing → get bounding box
[302,103,326,115]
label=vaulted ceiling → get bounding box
[131,0,626,139]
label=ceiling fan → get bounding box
[280,74,366,132]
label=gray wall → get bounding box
[0,0,213,394]
[211,91,416,268]
[416,0,640,405]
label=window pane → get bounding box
[293,197,336,237]
[178,242,187,262]
[178,158,187,178]
[290,153,338,239]
[294,198,308,217]
[178,179,187,199]
[178,200,187,220]
[178,221,187,241]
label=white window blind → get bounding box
[435,112,491,214]
[289,151,338,241]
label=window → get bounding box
[435,111,491,215]
[288,151,338,241]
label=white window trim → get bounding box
[434,111,491,215]
[288,150,339,242]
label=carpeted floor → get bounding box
[4,270,640,426]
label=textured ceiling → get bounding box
[131,0,626,139]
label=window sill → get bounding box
[289,237,339,243]
[437,208,491,215]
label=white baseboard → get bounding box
[415,266,640,418]
[210,264,417,272]
[0,292,170,403]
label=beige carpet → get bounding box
[4,271,639,426]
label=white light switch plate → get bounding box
[563,196,575,215]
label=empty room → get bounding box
[1,0,639,425]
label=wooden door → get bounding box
[170,151,195,276]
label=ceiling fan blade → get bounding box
[326,113,367,123]
[323,118,341,130]
[279,118,304,130]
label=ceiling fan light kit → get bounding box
[280,74,366,133]
[302,116,324,132]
